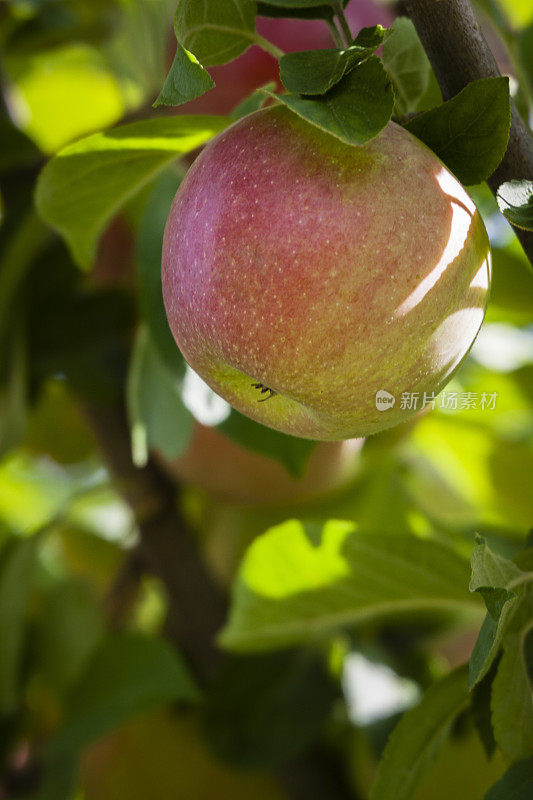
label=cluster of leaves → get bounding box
[1,0,533,798]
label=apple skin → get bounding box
[162,106,491,440]
[157,422,363,504]
[178,2,393,115]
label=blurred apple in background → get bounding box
[81,710,285,800]
[158,424,364,505]
[177,0,393,115]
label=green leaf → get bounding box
[491,593,533,761]
[369,665,469,800]
[35,114,230,269]
[497,180,533,232]
[469,537,524,687]
[0,537,38,713]
[32,754,78,800]
[382,17,441,115]
[482,757,533,800]
[258,0,336,6]
[219,520,479,652]
[404,77,511,185]
[470,535,523,590]
[126,325,193,468]
[268,56,393,147]
[153,40,214,107]
[34,579,105,694]
[257,0,341,19]
[279,27,388,95]
[525,625,533,691]
[49,632,199,757]
[136,170,185,371]
[205,650,338,766]
[175,0,257,67]
[230,82,277,119]
[471,658,498,759]
[217,411,315,478]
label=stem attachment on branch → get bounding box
[328,19,345,49]
[333,2,353,47]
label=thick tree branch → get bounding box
[82,400,227,684]
[84,398,356,800]
[402,0,533,264]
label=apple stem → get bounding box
[327,19,345,49]
[333,2,353,47]
[253,34,285,61]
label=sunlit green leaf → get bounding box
[497,179,533,231]
[0,452,72,535]
[469,537,525,687]
[369,665,469,800]
[153,41,214,107]
[5,44,128,154]
[382,17,441,115]
[220,520,480,652]
[35,114,230,269]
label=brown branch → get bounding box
[401,0,533,265]
[84,398,356,800]
[82,400,227,684]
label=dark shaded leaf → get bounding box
[470,656,499,759]
[482,757,533,800]
[0,537,39,713]
[268,56,393,146]
[49,632,199,757]
[230,82,276,118]
[279,26,387,95]
[369,665,469,800]
[126,326,193,467]
[405,77,510,185]
[205,650,338,766]
[175,0,257,67]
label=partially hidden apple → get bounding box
[162,106,491,440]
[157,422,363,504]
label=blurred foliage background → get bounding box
[0,0,532,798]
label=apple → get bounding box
[157,422,363,504]
[178,1,393,115]
[162,106,491,440]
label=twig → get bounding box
[401,0,533,265]
[103,546,145,631]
